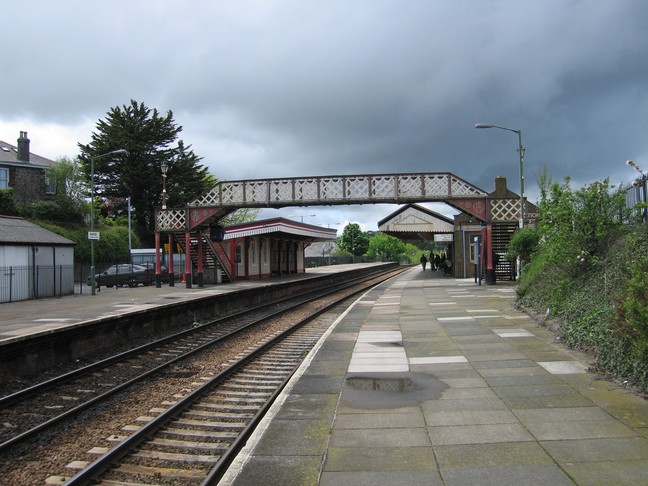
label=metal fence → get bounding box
[0,265,75,303]
[625,179,647,223]
[305,256,377,267]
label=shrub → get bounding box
[518,174,648,391]
[0,188,19,215]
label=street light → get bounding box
[475,123,525,228]
[158,161,170,289]
[89,149,129,296]
[161,161,168,210]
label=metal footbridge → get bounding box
[154,172,533,286]
[155,172,528,232]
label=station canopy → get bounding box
[378,203,454,241]
[224,217,337,242]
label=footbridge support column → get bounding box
[484,224,496,285]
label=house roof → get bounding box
[0,140,55,169]
[224,218,337,241]
[0,216,75,245]
[305,241,338,257]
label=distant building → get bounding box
[0,131,56,204]
[0,215,75,302]
[305,241,338,258]
[176,218,337,283]
[218,218,338,280]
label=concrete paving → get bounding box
[222,266,648,486]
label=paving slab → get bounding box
[428,422,535,445]
[440,464,575,486]
[324,446,437,472]
[333,412,425,429]
[562,459,648,485]
[331,427,431,448]
[320,470,444,486]
[229,455,322,486]
[540,436,648,463]
[434,442,554,469]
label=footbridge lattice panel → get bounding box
[157,173,491,232]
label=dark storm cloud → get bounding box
[2,0,648,229]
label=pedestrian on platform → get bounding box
[420,254,428,271]
[434,254,441,271]
[444,257,452,276]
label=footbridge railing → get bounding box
[157,173,489,232]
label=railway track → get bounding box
[1,266,406,483]
[66,312,330,485]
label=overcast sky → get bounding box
[2,0,647,232]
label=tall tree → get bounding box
[338,223,369,256]
[40,156,87,224]
[78,100,213,245]
[366,232,406,261]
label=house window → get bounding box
[250,240,256,264]
[0,168,8,189]
[45,174,56,194]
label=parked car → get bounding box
[138,263,171,283]
[87,264,156,288]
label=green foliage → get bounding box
[0,188,19,216]
[36,221,141,264]
[518,171,648,391]
[221,207,261,226]
[338,223,369,256]
[614,228,648,366]
[37,156,89,224]
[366,232,406,261]
[505,227,540,263]
[79,100,213,245]
[20,201,65,221]
[19,198,86,225]
[538,176,627,273]
[403,243,425,263]
[46,157,87,203]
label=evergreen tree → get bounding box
[78,100,213,245]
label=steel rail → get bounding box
[0,266,403,454]
[64,267,406,485]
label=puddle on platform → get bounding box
[342,372,448,408]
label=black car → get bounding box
[138,263,172,283]
[88,264,156,288]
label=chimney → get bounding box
[17,131,30,162]
[493,176,508,196]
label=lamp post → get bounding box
[475,123,525,228]
[475,123,525,283]
[89,149,129,295]
[161,160,168,210]
[127,196,132,264]
[156,161,170,288]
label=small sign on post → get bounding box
[88,231,100,241]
